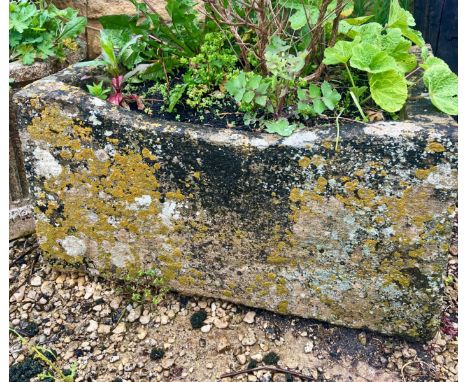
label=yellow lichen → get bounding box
[277,300,289,314]
[425,142,445,153]
[298,156,312,168]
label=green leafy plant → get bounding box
[9,0,86,65]
[86,81,110,100]
[123,268,169,306]
[297,81,342,118]
[352,0,412,25]
[225,36,341,135]
[83,0,457,138]
[98,0,212,81]
[168,32,238,110]
[323,0,457,115]
[10,328,77,382]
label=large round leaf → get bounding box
[423,65,458,115]
[369,70,407,112]
[350,43,397,73]
[323,40,355,65]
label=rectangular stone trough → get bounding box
[14,65,457,340]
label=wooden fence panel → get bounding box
[414,0,458,73]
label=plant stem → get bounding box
[335,110,344,151]
[344,62,356,88]
[344,63,368,121]
[350,90,368,121]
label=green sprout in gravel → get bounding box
[10,328,77,382]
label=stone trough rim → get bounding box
[14,62,457,149]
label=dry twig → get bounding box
[219,365,315,380]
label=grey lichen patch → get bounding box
[60,235,87,258]
[363,121,423,138]
[33,147,62,178]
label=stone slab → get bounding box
[14,65,457,340]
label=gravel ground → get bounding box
[9,230,457,382]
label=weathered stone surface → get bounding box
[88,0,167,18]
[9,41,86,240]
[9,202,35,241]
[9,40,86,86]
[14,65,457,340]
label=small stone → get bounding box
[161,315,169,325]
[55,274,65,284]
[167,310,176,319]
[84,285,94,299]
[310,368,319,379]
[304,341,314,354]
[110,297,122,309]
[161,358,174,369]
[217,336,230,352]
[358,332,367,346]
[244,311,256,324]
[127,307,142,323]
[112,323,126,334]
[139,315,151,325]
[237,354,247,365]
[201,324,212,333]
[30,276,42,286]
[86,320,98,333]
[40,281,54,296]
[242,331,257,346]
[206,362,214,369]
[198,301,207,309]
[97,324,111,334]
[213,318,229,329]
[137,328,148,340]
[252,353,263,361]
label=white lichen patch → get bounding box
[363,122,422,138]
[88,112,102,126]
[60,235,87,257]
[104,143,116,156]
[207,131,250,147]
[127,195,152,210]
[33,147,62,178]
[109,243,133,268]
[86,211,99,224]
[426,163,457,190]
[282,131,319,147]
[90,97,107,107]
[250,136,279,149]
[94,149,109,162]
[159,201,180,227]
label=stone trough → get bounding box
[14,64,457,341]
